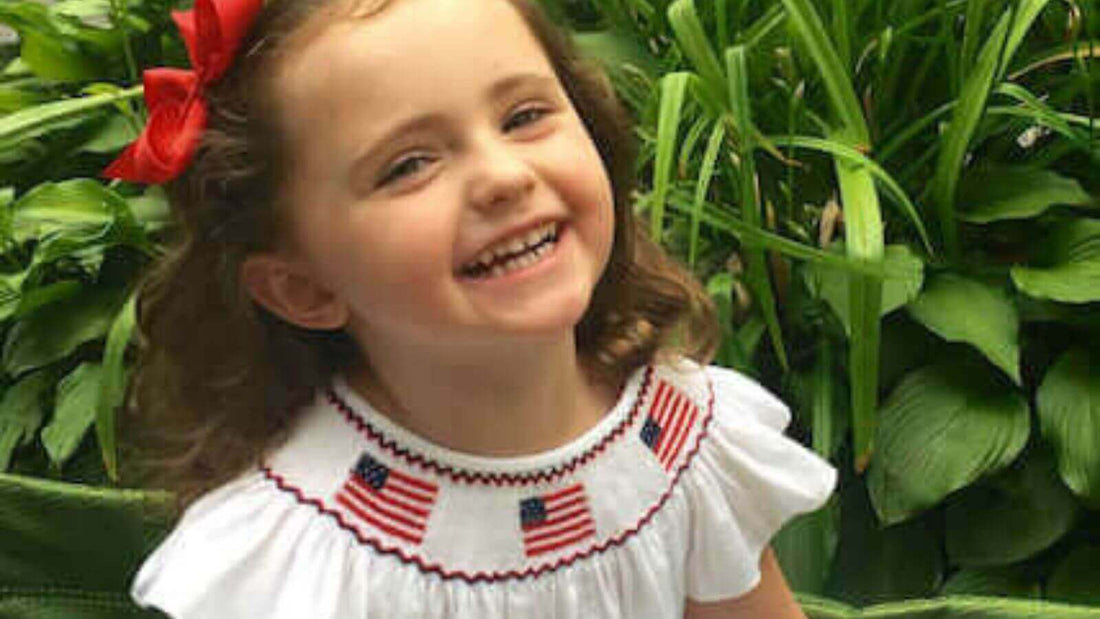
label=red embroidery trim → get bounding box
[326,366,655,486]
[258,372,715,584]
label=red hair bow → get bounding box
[103,0,263,184]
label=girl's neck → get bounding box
[343,335,622,458]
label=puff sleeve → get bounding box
[681,365,837,602]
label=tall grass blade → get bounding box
[769,135,933,252]
[776,0,868,144]
[652,72,691,240]
[930,0,1052,257]
[728,45,788,370]
[690,121,725,269]
[668,0,727,107]
[778,0,884,471]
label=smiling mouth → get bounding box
[458,222,561,280]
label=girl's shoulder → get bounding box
[131,358,836,618]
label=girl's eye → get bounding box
[377,155,434,187]
[503,107,549,132]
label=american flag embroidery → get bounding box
[335,453,438,545]
[639,379,700,471]
[518,483,595,558]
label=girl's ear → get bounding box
[239,253,349,330]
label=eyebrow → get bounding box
[346,73,560,188]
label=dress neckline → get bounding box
[327,364,653,481]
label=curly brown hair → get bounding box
[122,0,718,508]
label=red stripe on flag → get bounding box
[661,402,698,470]
[525,524,597,557]
[388,468,439,494]
[344,482,426,532]
[524,515,594,545]
[657,393,692,463]
[336,492,422,545]
[520,483,596,557]
[348,476,432,518]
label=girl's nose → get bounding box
[465,139,536,213]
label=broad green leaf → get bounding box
[650,72,690,239]
[827,478,943,605]
[867,360,1030,525]
[27,225,113,277]
[11,178,131,243]
[958,167,1094,223]
[1046,545,1100,605]
[907,275,1021,384]
[80,112,138,153]
[930,0,1051,256]
[0,370,53,471]
[2,283,129,376]
[41,362,103,467]
[944,447,1078,566]
[96,292,135,481]
[0,271,29,323]
[1037,348,1100,507]
[126,186,172,234]
[773,502,837,596]
[0,85,141,151]
[11,279,82,319]
[20,30,100,82]
[941,566,1041,599]
[1012,218,1100,303]
[805,244,925,336]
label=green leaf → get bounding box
[96,292,135,481]
[907,275,1021,384]
[944,447,1079,566]
[11,279,82,320]
[667,0,726,107]
[941,566,1041,599]
[0,370,53,471]
[688,121,724,269]
[650,72,690,239]
[1046,545,1100,605]
[0,85,141,151]
[805,244,925,336]
[126,186,172,234]
[20,29,100,82]
[728,45,787,370]
[1037,348,1100,507]
[827,478,943,605]
[41,362,103,467]
[773,502,837,596]
[2,283,129,376]
[958,167,1095,223]
[929,0,1052,256]
[767,134,932,253]
[867,360,1030,525]
[11,178,131,243]
[775,0,868,145]
[1011,218,1100,303]
[80,112,138,154]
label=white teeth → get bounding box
[461,222,560,278]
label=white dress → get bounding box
[131,359,837,618]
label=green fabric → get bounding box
[2,473,1098,618]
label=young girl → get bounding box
[112,0,837,616]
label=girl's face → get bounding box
[269,0,615,353]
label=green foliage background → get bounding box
[0,0,1097,610]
